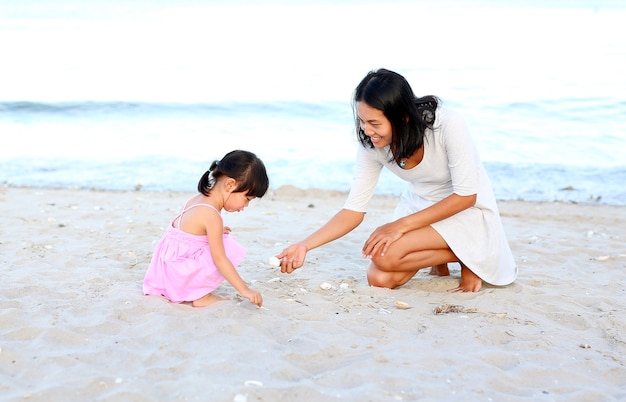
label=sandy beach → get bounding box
[1,185,625,401]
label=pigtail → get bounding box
[197,159,221,195]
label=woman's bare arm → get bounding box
[278,208,365,273]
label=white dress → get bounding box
[343,106,517,286]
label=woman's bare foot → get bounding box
[448,265,482,293]
[192,293,226,307]
[429,264,450,276]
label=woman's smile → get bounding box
[370,135,383,145]
[357,101,393,149]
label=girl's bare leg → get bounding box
[192,293,226,308]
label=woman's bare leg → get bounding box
[367,248,455,288]
[192,293,226,308]
[367,226,481,291]
[448,264,482,292]
[367,263,418,289]
[429,264,450,276]
[367,226,456,288]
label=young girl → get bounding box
[143,150,269,307]
[277,69,517,292]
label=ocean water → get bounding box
[1,0,625,205]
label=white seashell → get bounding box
[244,380,263,387]
[595,255,610,261]
[395,301,411,310]
[339,283,349,289]
[234,394,248,402]
[268,256,281,266]
[320,282,333,290]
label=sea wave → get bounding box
[0,100,350,120]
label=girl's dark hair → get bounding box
[197,150,269,198]
[353,68,439,166]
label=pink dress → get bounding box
[143,202,246,303]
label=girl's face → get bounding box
[224,190,255,213]
[357,101,393,149]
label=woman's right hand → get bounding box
[276,243,308,274]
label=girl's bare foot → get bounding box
[429,264,450,276]
[448,265,482,293]
[192,293,226,307]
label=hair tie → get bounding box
[209,160,220,173]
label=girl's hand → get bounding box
[223,226,232,235]
[276,243,307,274]
[241,288,263,307]
[362,222,404,258]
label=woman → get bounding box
[277,69,517,292]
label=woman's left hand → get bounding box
[362,222,404,258]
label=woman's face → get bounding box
[357,101,393,149]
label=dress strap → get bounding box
[172,202,221,229]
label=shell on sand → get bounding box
[394,301,411,310]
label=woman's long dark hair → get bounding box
[353,68,439,166]
[197,150,269,198]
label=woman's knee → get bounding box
[370,253,395,272]
[367,266,393,288]
[367,263,405,289]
